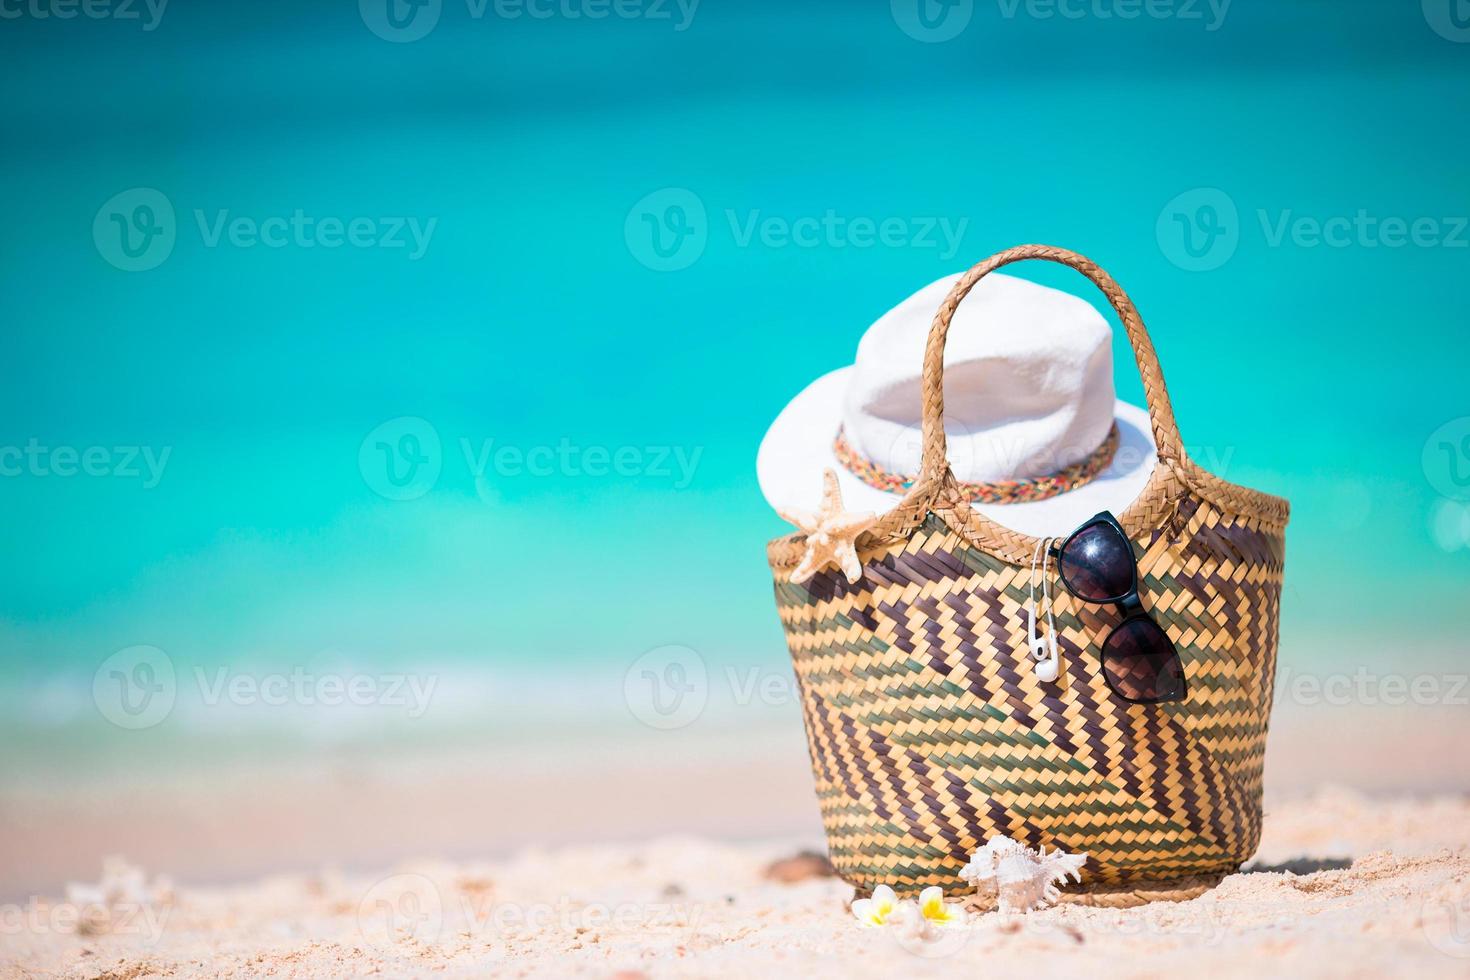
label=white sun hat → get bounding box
[756,271,1158,538]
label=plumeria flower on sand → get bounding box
[851,885,903,927]
[852,884,966,939]
[915,886,966,929]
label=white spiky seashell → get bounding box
[958,835,1087,914]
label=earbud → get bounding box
[1034,643,1059,682]
[1031,626,1059,681]
[1028,537,1063,685]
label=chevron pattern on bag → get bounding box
[770,490,1285,892]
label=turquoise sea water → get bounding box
[1,2,1468,747]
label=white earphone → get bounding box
[1028,538,1061,683]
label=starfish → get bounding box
[778,470,876,585]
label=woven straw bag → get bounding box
[767,245,1290,892]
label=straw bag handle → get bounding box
[919,244,1185,482]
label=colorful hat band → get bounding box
[833,422,1121,505]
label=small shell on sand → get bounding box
[960,836,1088,914]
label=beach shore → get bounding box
[2,788,1468,978]
[4,695,1469,977]
[5,698,1470,899]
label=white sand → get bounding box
[3,788,1469,978]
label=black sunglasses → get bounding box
[1049,511,1187,705]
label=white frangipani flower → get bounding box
[850,884,903,927]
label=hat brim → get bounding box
[757,366,1158,539]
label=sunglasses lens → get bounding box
[1101,618,1186,703]
[1059,522,1135,603]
